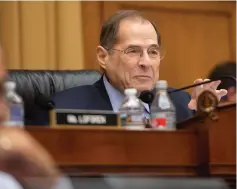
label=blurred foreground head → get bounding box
[0,48,8,123]
[0,48,66,189]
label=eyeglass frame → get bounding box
[104,45,165,60]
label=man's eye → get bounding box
[129,50,137,54]
[149,50,158,54]
[126,49,137,53]
[148,49,159,57]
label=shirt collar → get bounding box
[103,75,150,113]
[103,75,124,112]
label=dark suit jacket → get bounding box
[52,76,194,123]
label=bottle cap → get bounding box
[4,81,16,91]
[156,80,168,89]
[124,88,137,96]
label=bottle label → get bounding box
[151,112,176,130]
[151,112,167,129]
[120,113,144,129]
[4,105,24,126]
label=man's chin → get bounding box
[129,78,155,91]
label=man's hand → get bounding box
[0,127,61,189]
[188,78,228,110]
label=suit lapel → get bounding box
[93,78,176,112]
[93,76,113,111]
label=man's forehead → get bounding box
[117,19,158,45]
[117,39,159,49]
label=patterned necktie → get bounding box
[143,105,150,119]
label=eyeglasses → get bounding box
[108,45,165,60]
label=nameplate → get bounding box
[50,109,120,128]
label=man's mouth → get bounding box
[134,75,152,79]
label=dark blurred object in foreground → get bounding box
[69,175,229,189]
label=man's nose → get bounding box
[138,52,152,67]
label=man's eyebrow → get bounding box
[149,44,159,48]
[126,44,159,49]
[126,45,141,49]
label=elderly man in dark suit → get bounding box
[53,10,227,123]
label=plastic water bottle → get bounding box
[119,88,145,130]
[150,80,176,130]
[3,81,24,127]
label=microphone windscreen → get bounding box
[35,93,55,110]
[139,90,154,104]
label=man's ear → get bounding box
[96,46,108,70]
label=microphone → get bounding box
[35,93,55,110]
[138,76,236,104]
[138,80,215,104]
[139,90,154,104]
[168,76,236,94]
[32,84,55,110]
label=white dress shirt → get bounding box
[0,172,23,189]
[103,75,150,116]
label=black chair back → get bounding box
[7,69,101,125]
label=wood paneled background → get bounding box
[0,1,84,70]
[0,1,235,87]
